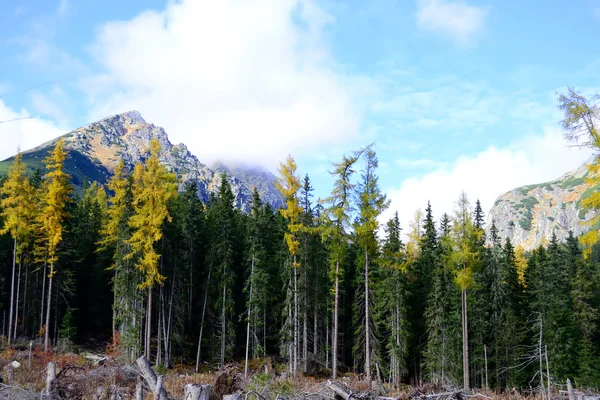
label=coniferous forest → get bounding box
[0,90,599,395]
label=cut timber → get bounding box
[135,356,168,400]
[185,384,211,400]
[327,380,355,400]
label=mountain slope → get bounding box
[487,162,600,250]
[0,111,284,211]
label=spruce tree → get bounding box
[353,147,389,382]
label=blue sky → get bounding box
[1,0,599,229]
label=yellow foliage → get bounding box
[580,159,600,258]
[276,155,304,262]
[0,151,36,254]
[514,245,528,286]
[37,139,72,270]
[127,139,178,288]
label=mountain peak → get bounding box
[4,112,284,212]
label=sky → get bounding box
[0,0,599,232]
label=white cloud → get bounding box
[416,0,488,45]
[382,126,594,234]
[83,0,366,169]
[0,101,64,160]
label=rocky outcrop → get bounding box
[487,162,599,250]
[20,111,284,211]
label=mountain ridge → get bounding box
[0,111,284,211]
[486,161,599,250]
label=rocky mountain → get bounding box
[0,111,284,211]
[487,161,600,250]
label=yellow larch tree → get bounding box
[37,139,72,351]
[275,154,304,376]
[0,151,36,345]
[126,138,178,360]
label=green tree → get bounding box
[321,148,363,379]
[353,147,390,382]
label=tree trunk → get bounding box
[40,263,47,335]
[221,272,227,368]
[195,263,212,373]
[13,255,22,341]
[136,356,168,400]
[245,255,255,379]
[303,267,308,373]
[461,288,469,391]
[22,261,29,338]
[294,255,298,376]
[145,287,152,361]
[332,258,339,379]
[8,238,16,346]
[157,288,162,367]
[365,248,371,383]
[184,384,211,400]
[314,264,319,355]
[164,278,175,368]
[44,263,54,352]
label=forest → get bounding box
[0,89,599,395]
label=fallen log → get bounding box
[135,356,168,400]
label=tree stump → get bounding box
[185,384,211,400]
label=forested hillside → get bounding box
[0,89,599,393]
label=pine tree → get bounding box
[206,173,238,366]
[321,149,363,379]
[353,147,390,382]
[127,139,178,360]
[376,212,409,386]
[37,139,72,351]
[0,151,36,345]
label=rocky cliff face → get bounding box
[487,162,599,250]
[20,111,284,211]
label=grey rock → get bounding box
[487,162,599,250]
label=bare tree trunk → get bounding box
[245,255,255,379]
[22,262,29,338]
[44,263,54,352]
[294,255,298,376]
[40,263,47,335]
[221,273,227,368]
[145,287,152,361]
[8,238,16,346]
[365,248,371,384]
[484,344,488,392]
[112,269,118,346]
[314,263,319,355]
[157,288,162,367]
[539,317,545,400]
[195,263,212,373]
[545,345,550,400]
[461,288,469,391]
[332,258,339,379]
[13,256,22,341]
[303,267,308,373]
[164,278,175,368]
